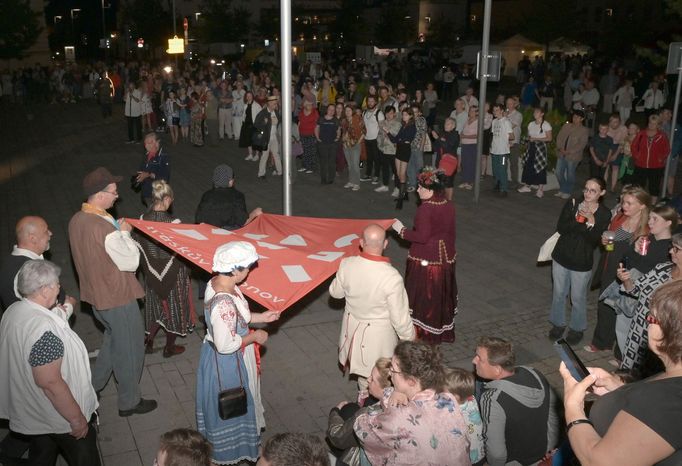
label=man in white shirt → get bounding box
[506,97,523,188]
[460,87,479,112]
[124,82,143,143]
[330,224,415,396]
[580,79,600,135]
[362,95,385,183]
[491,103,514,197]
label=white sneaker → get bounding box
[352,184,361,191]
[343,182,354,189]
[252,154,260,162]
[517,185,532,193]
[391,188,400,197]
[371,177,379,185]
[245,155,253,161]
[298,167,307,172]
[554,191,564,197]
[406,186,415,193]
[374,185,389,192]
[560,193,571,199]
[272,171,282,176]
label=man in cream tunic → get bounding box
[330,224,415,395]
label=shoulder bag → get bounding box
[215,349,247,420]
[537,199,574,262]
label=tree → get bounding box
[120,0,171,49]
[196,0,251,43]
[330,0,367,46]
[522,0,582,50]
[0,0,42,60]
[426,16,459,49]
[374,4,417,46]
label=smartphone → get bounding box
[620,255,629,269]
[554,338,590,381]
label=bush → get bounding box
[520,107,569,170]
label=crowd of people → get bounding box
[1,50,682,466]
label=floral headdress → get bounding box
[417,166,446,191]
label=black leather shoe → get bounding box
[565,329,584,345]
[119,398,158,417]
[548,325,565,340]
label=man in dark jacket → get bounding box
[254,95,282,179]
[474,336,559,466]
[136,132,170,205]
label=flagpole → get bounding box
[281,0,293,215]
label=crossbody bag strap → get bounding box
[208,292,244,391]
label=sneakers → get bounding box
[245,155,253,161]
[305,170,314,174]
[360,176,372,182]
[548,325,565,340]
[560,193,571,199]
[517,185,532,193]
[583,344,603,353]
[352,184,361,191]
[565,329,583,345]
[406,186,416,193]
[297,167,307,172]
[371,177,379,185]
[536,190,544,198]
[119,398,158,417]
[252,154,260,162]
[343,182,354,189]
[374,185,389,192]
[272,171,282,176]
[554,191,564,197]
[391,187,400,198]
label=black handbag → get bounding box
[214,345,247,420]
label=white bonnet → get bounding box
[212,241,258,273]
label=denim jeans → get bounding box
[556,157,579,195]
[407,148,424,188]
[344,143,361,185]
[491,153,509,192]
[550,260,591,331]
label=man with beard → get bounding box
[361,95,384,183]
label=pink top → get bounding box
[461,119,478,144]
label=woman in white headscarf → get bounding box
[195,242,279,465]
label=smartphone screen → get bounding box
[554,338,590,381]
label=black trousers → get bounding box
[318,142,337,184]
[126,116,142,142]
[633,166,664,197]
[591,300,616,350]
[28,421,100,466]
[377,151,394,186]
[364,139,379,178]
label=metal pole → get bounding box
[473,0,492,203]
[101,0,107,61]
[662,56,682,199]
[281,0,293,215]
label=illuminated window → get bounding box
[470,14,477,22]
[605,8,613,16]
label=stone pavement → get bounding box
[0,100,621,465]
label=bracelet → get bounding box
[566,418,593,433]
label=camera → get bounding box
[130,174,141,193]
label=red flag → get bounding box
[127,214,392,312]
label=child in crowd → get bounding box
[154,428,212,466]
[589,123,615,180]
[444,367,486,466]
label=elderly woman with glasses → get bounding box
[195,242,279,465]
[0,260,100,465]
[353,341,470,466]
[561,279,682,465]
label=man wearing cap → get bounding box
[329,224,415,398]
[68,167,157,417]
[254,96,282,179]
[195,165,263,231]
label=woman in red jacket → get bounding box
[631,114,670,202]
[298,99,319,174]
[392,167,457,343]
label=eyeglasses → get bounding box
[100,190,118,197]
[583,188,600,194]
[645,311,660,326]
[671,245,682,254]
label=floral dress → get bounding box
[354,388,470,466]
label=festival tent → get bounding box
[495,34,545,77]
[128,214,393,312]
[548,37,591,56]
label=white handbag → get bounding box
[537,232,560,263]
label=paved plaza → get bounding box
[0,100,618,465]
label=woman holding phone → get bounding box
[561,279,682,465]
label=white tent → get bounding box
[495,34,545,77]
[549,37,591,56]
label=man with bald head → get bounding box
[0,216,75,313]
[329,224,415,397]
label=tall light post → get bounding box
[281,0,292,215]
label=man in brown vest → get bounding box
[68,167,157,417]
